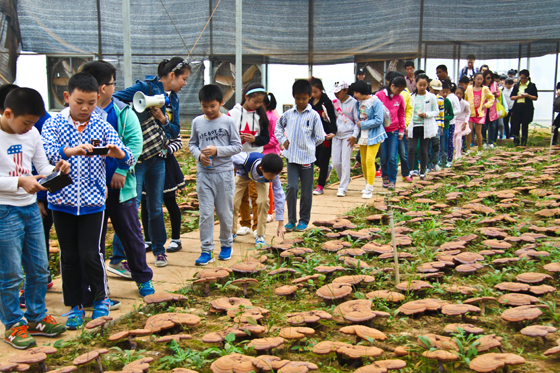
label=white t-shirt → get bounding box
[0,127,55,206]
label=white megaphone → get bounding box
[133,91,170,113]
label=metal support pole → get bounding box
[96,0,102,60]
[385,194,400,284]
[235,0,242,104]
[517,44,522,73]
[527,43,531,71]
[423,44,427,71]
[550,42,559,159]
[308,0,314,78]
[122,0,132,87]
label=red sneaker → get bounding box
[375,170,382,177]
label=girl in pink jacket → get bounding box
[375,76,406,190]
[262,92,280,221]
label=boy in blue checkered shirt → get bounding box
[41,73,134,330]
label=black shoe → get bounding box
[145,242,152,253]
[167,240,182,253]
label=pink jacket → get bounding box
[375,89,405,133]
[263,110,281,155]
[487,82,499,122]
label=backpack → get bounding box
[372,95,392,128]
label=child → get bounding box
[428,79,443,171]
[439,80,455,168]
[458,76,470,91]
[502,78,515,139]
[309,78,337,196]
[407,74,439,179]
[453,86,472,160]
[445,80,461,167]
[0,88,68,349]
[351,80,387,198]
[81,61,154,298]
[482,70,501,148]
[189,85,242,266]
[41,73,135,329]
[376,76,406,190]
[262,92,280,222]
[231,152,285,246]
[465,73,495,151]
[330,81,359,197]
[275,80,324,231]
[0,84,54,311]
[228,83,269,243]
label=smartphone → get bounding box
[39,171,73,193]
[87,147,109,156]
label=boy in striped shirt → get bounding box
[275,80,324,231]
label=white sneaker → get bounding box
[253,230,258,238]
[434,164,441,171]
[236,226,251,236]
[362,185,373,199]
[483,143,488,149]
[256,236,266,247]
[267,214,274,223]
[337,190,347,197]
[361,184,371,193]
[490,144,495,149]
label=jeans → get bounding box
[397,133,410,177]
[379,130,399,183]
[440,128,449,164]
[0,204,49,328]
[112,156,167,261]
[315,141,332,187]
[486,119,498,145]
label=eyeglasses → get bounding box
[105,82,117,86]
[172,60,189,72]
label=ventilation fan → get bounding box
[48,56,91,109]
[214,62,261,109]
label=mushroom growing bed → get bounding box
[37,147,560,373]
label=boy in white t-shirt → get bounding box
[0,88,69,349]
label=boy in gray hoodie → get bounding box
[189,85,242,266]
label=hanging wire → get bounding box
[158,0,223,60]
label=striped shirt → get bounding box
[435,94,445,127]
[275,104,324,164]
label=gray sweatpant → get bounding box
[196,170,234,252]
[286,162,314,225]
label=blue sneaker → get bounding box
[285,222,296,232]
[62,306,85,330]
[92,298,110,319]
[232,233,237,242]
[295,221,308,231]
[195,251,215,266]
[218,247,232,261]
[256,236,266,247]
[137,280,155,297]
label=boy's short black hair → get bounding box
[81,61,117,86]
[5,88,46,118]
[68,72,99,95]
[353,80,371,95]
[436,65,448,73]
[404,61,415,69]
[505,78,514,85]
[260,153,283,174]
[0,84,19,112]
[459,76,470,84]
[198,84,223,103]
[467,54,476,60]
[292,79,312,96]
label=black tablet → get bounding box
[39,171,73,193]
[87,147,110,156]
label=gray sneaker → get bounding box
[155,254,168,267]
[107,261,132,279]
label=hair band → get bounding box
[172,59,189,72]
[246,88,266,95]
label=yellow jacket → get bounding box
[465,85,495,118]
[401,88,413,127]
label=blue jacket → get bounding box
[113,75,180,139]
[41,108,135,215]
[357,97,387,146]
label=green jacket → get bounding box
[95,98,143,202]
